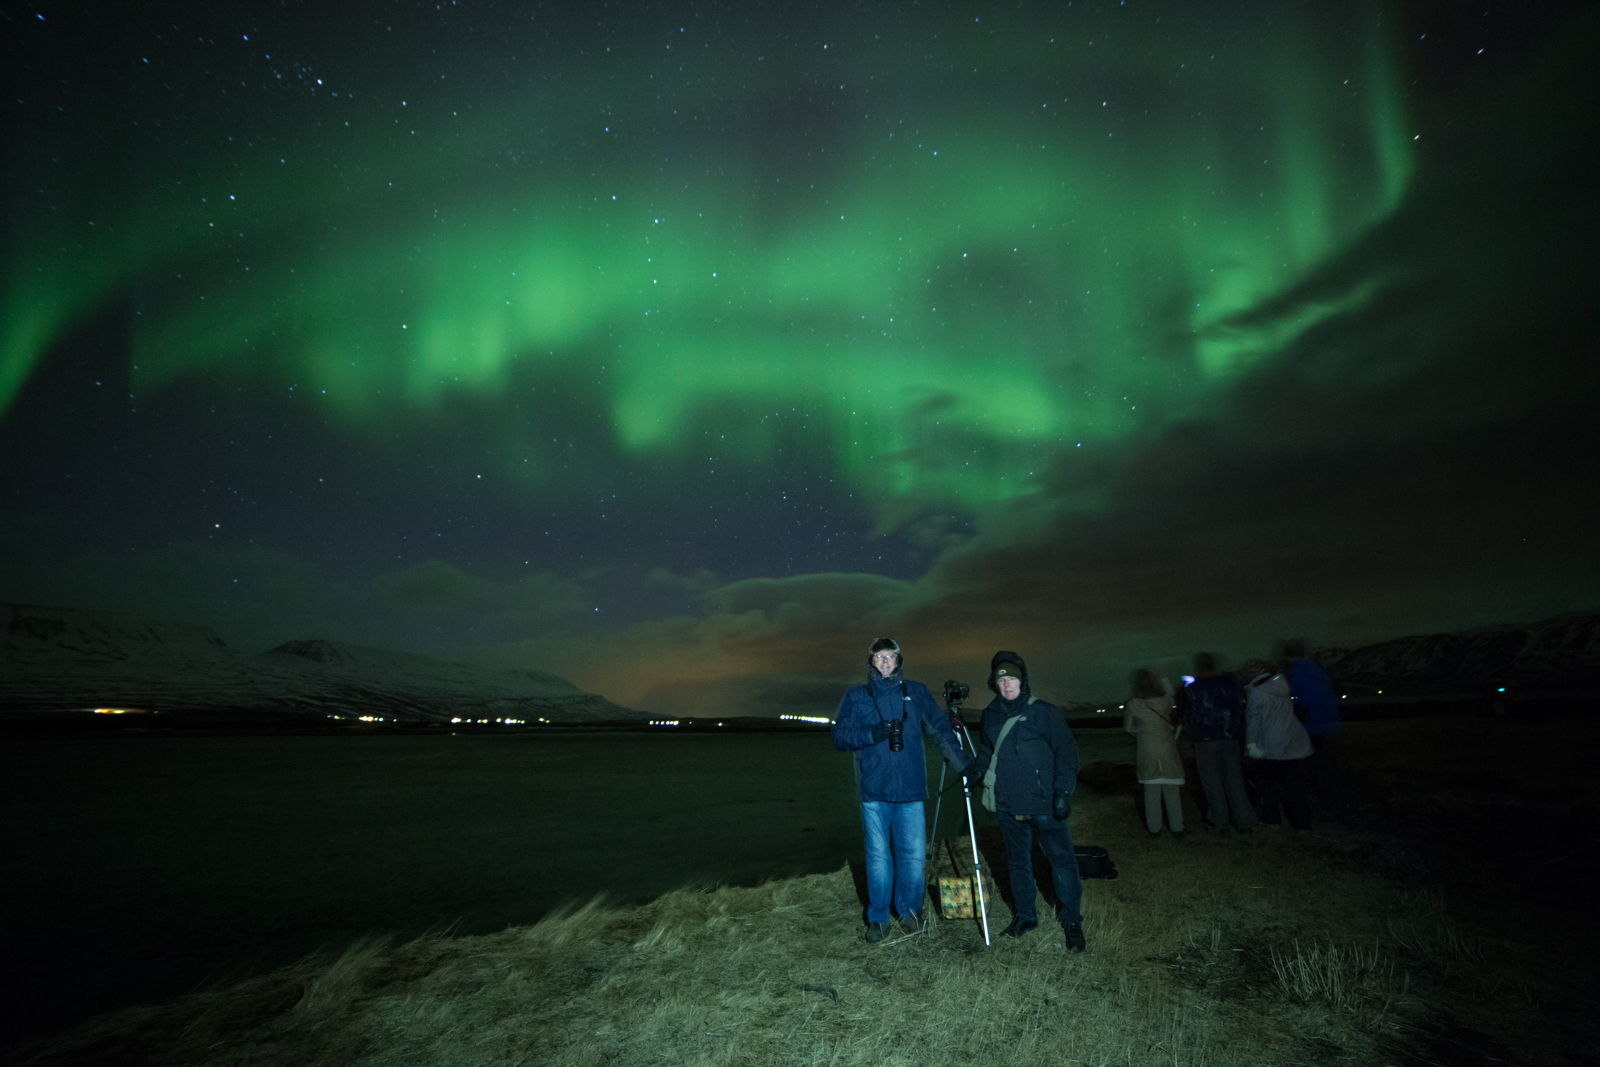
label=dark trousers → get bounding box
[1302,734,1353,820]
[1255,759,1311,829]
[997,813,1083,926]
[1193,739,1256,829]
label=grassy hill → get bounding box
[16,708,1596,1066]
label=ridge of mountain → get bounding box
[0,603,639,722]
[1313,611,1600,697]
[262,639,581,696]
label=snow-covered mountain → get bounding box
[1314,612,1600,698]
[0,603,642,722]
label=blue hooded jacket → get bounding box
[831,670,968,803]
[1288,658,1340,736]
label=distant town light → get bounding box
[93,707,149,715]
[780,714,832,724]
[648,719,681,726]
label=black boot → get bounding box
[1064,923,1086,953]
[1001,916,1037,938]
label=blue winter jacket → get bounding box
[1184,675,1247,742]
[831,671,968,803]
[1288,658,1340,736]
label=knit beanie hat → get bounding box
[988,650,1028,693]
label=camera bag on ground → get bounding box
[1075,845,1118,880]
[936,872,996,919]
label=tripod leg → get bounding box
[954,721,991,945]
[929,762,946,854]
[962,783,991,945]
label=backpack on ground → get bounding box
[1075,845,1118,879]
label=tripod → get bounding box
[928,688,991,945]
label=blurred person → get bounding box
[1281,639,1353,823]
[1185,653,1256,835]
[831,637,969,943]
[1124,668,1186,836]
[1244,659,1313,829]
[960,651,1086,952]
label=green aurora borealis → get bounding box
[3,2,1597,710]
[5,5,1416,503]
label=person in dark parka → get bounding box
[961,650,1086,952]
[831,637,969,942]
[1184,652,1256,835]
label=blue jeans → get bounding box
[998,812,1083,926]
[860,801,927,922]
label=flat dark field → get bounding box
[0,727,1135,1051]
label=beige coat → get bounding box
[1124,696,1185,783]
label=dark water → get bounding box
[0,731,872,1049]
[1,726,1135,1049]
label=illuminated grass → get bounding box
[15,796,1546,1067]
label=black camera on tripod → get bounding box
[943,679,970,707]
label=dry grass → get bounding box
[1270,939,1395,1013]
[17,789,1550,1067]
[25,711,1598,1066]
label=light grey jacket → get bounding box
[1245,672,1313,760]
[1124,696,1186,782]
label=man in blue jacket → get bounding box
[831,637,969,942]
[960,651,1086,952]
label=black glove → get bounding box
[871,721,894,743]
[1053,791,1071,820]
[960,761,983,785]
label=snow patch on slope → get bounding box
[1,603,639,721]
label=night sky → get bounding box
[3,1,1596,715]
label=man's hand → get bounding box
[871,721,894,743]
[1246,742,1264,759]
[1053,791,1071,821]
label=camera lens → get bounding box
[888,719,904,751]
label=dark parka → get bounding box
[962,653,1080,816]
[1184,674,1247,742]
[832,669,968,803]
